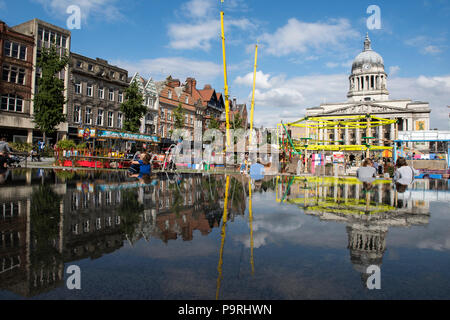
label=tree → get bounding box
[120,79,147,133]
[33,45,69,142]
[209,117,220,130]
[231,112,243,130]
[173,103,185,129]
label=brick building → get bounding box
[0,20,34,142]
[67,52,128,142]
[11,18,71,143]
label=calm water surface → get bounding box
[0,169,449,300]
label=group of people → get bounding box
[357,156,419,193]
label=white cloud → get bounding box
[235,71,271,89]
[423,45,442,54]
[389,66,400,77]
[234,70,450,129]
[168,0,252,51]
[34,0,123,22]
[111,57,222,85]
[259,18,359,57]
[405,35,446,55]
[168,18,252,51]
[182,0,214,19]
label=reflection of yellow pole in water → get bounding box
[216,175,230,300]
[248,179,254,276]
[220,1,231,148]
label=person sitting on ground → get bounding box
[129,152,151,176]
[357,158,377,183]
[394,157,418,186]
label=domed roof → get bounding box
[351,34,384,72]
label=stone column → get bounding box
[356,128,361,145]
[378,125,383,146]
[27,129,33,144]
[345,127,349,145]
[390,122,395,141]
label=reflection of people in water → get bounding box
[394,157,418,187]
[0,168,10,184]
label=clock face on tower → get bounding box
[363,63,372,70]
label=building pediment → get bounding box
[322,103,408,115]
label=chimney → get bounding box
[186,77,197,94]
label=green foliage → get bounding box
[120,80,147,133]
[173,103,185,129]
[231,112,243,130]
[118,189,144,238]
[56,138,76,150]
[209,117,220,130]
[76,142,87,149]
[33,45,69,138]
[10,142,33,153]
[30,185,62,269]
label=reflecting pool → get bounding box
[0,169,449,299]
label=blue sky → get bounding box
[1,0,449,129]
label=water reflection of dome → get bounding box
[347,224,387,287]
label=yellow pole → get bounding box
[220,7,231,148]
[249,44,258,145]
[248,179,254,276]
[216,175,230,300]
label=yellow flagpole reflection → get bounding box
[248,179,255,276]
[216,175,230,300]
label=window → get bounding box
[118,91,123,103]
[11,43,18,58]
[19,46,26,60]
[1,94,23,112]
[73,105,81,123]
[110,71,115,78]
[76,61,83,68]
[3,41,27,60]
[168,90,172,99]
[117,113,123,128]
[161,109,165,120]
[62,36,67,48]
[108,112,114,127]
[185,115,189,124]
[75,81,82,94]
[185,96,189,104]
[97,109,104,126]
[98,87,104,99]
[87,84,93,97]
[120,74,125,81]
[109,89,114,101]
[88,64,94,71]
[2,65,26,85]
[4,41,11,56]
[168,112,171,121]
[85,107,92,124]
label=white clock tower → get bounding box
[347,33,390,102]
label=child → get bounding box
[129,153,151,175]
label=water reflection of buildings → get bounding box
[0,170,248,297]
[277,176,433,286]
